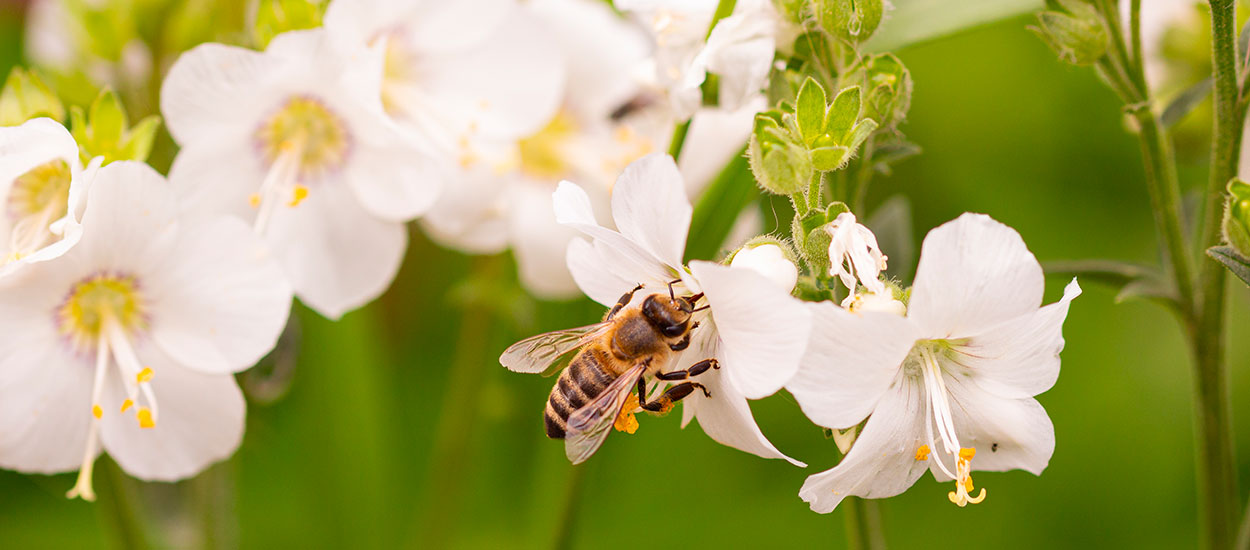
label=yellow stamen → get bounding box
[120,399,134,413]
[91,405,102,419]
[914,444,931,461]
[137,407,155,429]
[249,193,261,208]
[288,185,309,207]
[959,447,977,460]
[136,367,153,383]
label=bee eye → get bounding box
[662,323,686,338]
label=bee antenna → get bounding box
[667,279,677,300]
[687,293,704,303]
[692,305,710,313]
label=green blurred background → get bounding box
[2,3,1249,549]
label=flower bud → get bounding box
[70,88,161,165]
[1222,179,1250,258]
[861,54,912,130]
[730,241,800,292]
[0,68,64,126]
[1030,0,1109,67]
[748,114,812,196]
[815,0,884,44]
[842,288,907,317]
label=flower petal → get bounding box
[508,181,581,299]
[689,260,810,399]
[169,141,268,223]
[75,162,180,273]
[420,170,510,255]
[958,279,1081,399]
[0,117,80,187]
[100,347,244,482]
[147,217,292,374]
[610,153,691,270]
[928,373,1055,480]
[566,237,636,307]
[787,302,918,430]
[0,268,95,474]
[160,43,283,145]
[908,213,1045,338]
[798,375,930,513]
[265,182,407,319]
[680,352,804,466]
[701,13,774,111]
[344,143,446,222]
[553,180,674,286]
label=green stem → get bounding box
[192,461,237,550]
[808,171,824,209]
[667,0,738,162]
[1239,502,1250,550]
[97,458,151,550]
[1131,108,1197,312]
[1195,2,1242,548]
[851,137,877,214]
[412,257,501,549]
[551,465,590,550]
[843,497,885,550]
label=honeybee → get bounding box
[500,283,717,464]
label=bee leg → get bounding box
[654,358,719,380]
[668,333,692,351]
[605,284,645,321]
[640,382,711,412]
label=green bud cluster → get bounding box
[748,78,877,196]
[70,88,161,165]
[1030,0,1110,66]
[0,69,65,126]
[814,0,884,44]
[1222,179,1250,258]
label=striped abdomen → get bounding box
[544,349,617,439]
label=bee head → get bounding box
[642,294,691,338]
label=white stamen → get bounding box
[67,336,110,501]
[253,145,304,236]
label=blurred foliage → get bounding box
[1,4,1250,550]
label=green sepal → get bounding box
[823,86,862,140]
[1222,179,1250,258]
[1207,246,1250,288]
[1030,0,1109,66]
[795,77,828,145]
[811,145,851,171]
[71,87,163,165]
[0,68,65,126]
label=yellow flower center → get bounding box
[57,273,146,351]
[6,159,71,259]
[518,110,579,180]
[255,96,351,178]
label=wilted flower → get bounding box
[787,213,1080,512]
[162,28,437,318]
[0,117,96,278]
[0,162,291,500]
[825,211,887,298]
[555,153,810,464]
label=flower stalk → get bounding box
[98,458,151,550]
[843,497,885,550]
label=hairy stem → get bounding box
[1132,108,1197,311]
[843,497,885,550]
[1196,2,1242,548]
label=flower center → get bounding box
[6,159,71,260]
[59,272,163,502]
[380,34,418,117]
[58,273,146,351]
[518,110,579,180]
[255,95,351,177]
[906,341,987,507]
[250,95,349,233]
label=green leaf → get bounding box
[88,88,127,149]
[1208,246,1250,287]
[866,0,1044,52]
[0,68,65,125]
[1043,259,1179,309]
[811,145,850,171]
[118,115,161,163]
[795,77,828,145]
[1161,78,1212,128]
[823,86,862,140]
[846,119,879,151]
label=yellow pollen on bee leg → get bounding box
[914,444,931,461]
[137,407,155,429]
[136,367,153,384]
[614,393,641,434]
[92,405,102,419]
[120,399,134,413]
[288,185,309,207]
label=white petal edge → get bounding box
[610,153,691,270]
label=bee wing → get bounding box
[499,322,610,375]
[563,364,647,465]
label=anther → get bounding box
[914,444,930,461]
[288,185,309,207]
[136,367,153,384]
[137,407,155,429]
[92,405,102,419]
[120,399,134,413]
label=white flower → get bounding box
[162,29,436,318]
[0,117,97,278]
[825,211,887,297]
[421,0,754,299]
[618,0,779,119]
[0,162,291,501]
[554,153,810,464]
[787,213,1080,512]
[729,243,798,292]
[323,0,566,153]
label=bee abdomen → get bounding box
[544,352,616,439]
